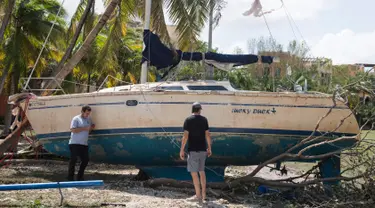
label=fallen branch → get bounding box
[297,135,357,156]
[0,117,29,155]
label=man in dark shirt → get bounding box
[180,102,212,203]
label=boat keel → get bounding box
[319,155,341,186]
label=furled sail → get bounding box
[141,29,274,72]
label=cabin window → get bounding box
[126,100,138,106]
[159,86,184,90]
[187,85,228,91]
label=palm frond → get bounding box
[165,0,210,51]
[149,0,171,46]
[67,0,88,40]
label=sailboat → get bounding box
[8,0,359,182]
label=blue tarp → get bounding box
[141,29,274,70]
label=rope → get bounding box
[23,0,66,90]
[261,9,275,46]
[280,1,298,41]
[280,0,313,56]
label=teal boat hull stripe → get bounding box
[36,127,356,140]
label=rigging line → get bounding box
[280,1,298,41]
[261,10,275,47]
[23,0,66,91]
[281,0,313,55]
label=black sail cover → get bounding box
[141,29,274,77]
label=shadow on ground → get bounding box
[0,161,235,207]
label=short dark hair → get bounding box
[192,107,201,113]
[191,102,202,113]
[82,105,91,112]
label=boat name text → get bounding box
[232,108,276,115]
[29,101,46,106]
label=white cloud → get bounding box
[312,29,375,65]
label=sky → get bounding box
[62,0,375,65]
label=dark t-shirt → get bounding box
[183,114,209,152]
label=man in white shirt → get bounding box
[67,105,95,181]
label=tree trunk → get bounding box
[2,72,15,136]
[52,0,95,75]
[87,71,91,92]
[0,68,9,95]
[0,0,15,44]
[41,0,120,96]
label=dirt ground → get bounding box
[0,159,312,208]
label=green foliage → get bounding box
[27,199,45,208]
[1,0,67,94]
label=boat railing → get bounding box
[19,77,66,94]
[19,75,136,95]
[97,75,134,92]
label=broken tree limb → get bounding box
[143,172,368,192]
[247,89,360,178]
[0,117,29,155]
[297,135,357,156]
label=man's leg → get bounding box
[199,171,206,200]
[187,152,202,201]
[77,145,89,180]
[191,172,201,199]
[198,151,207,201]
[67,144,78,181]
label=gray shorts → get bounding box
[187,151,207,172]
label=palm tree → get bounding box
[5,0,67,93]
[41,0,227,95]
[41,0,120,95]
[52,0,95,78]
[0,0,16,94]
[0,0,67,133]
[0,0,15,44]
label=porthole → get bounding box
[126,100,138,106]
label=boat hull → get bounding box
[18,90,360,167]
[39,130,356,166]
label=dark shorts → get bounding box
[187,151,207,172]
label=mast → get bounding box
[140,0,152,84]
[206,3,214,80]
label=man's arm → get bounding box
[180,119,189,160]
[89,118,95,132]
[205,118,212,156]
[180,130,189,153]
[205,130,212,150]
[70,118,89,133]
